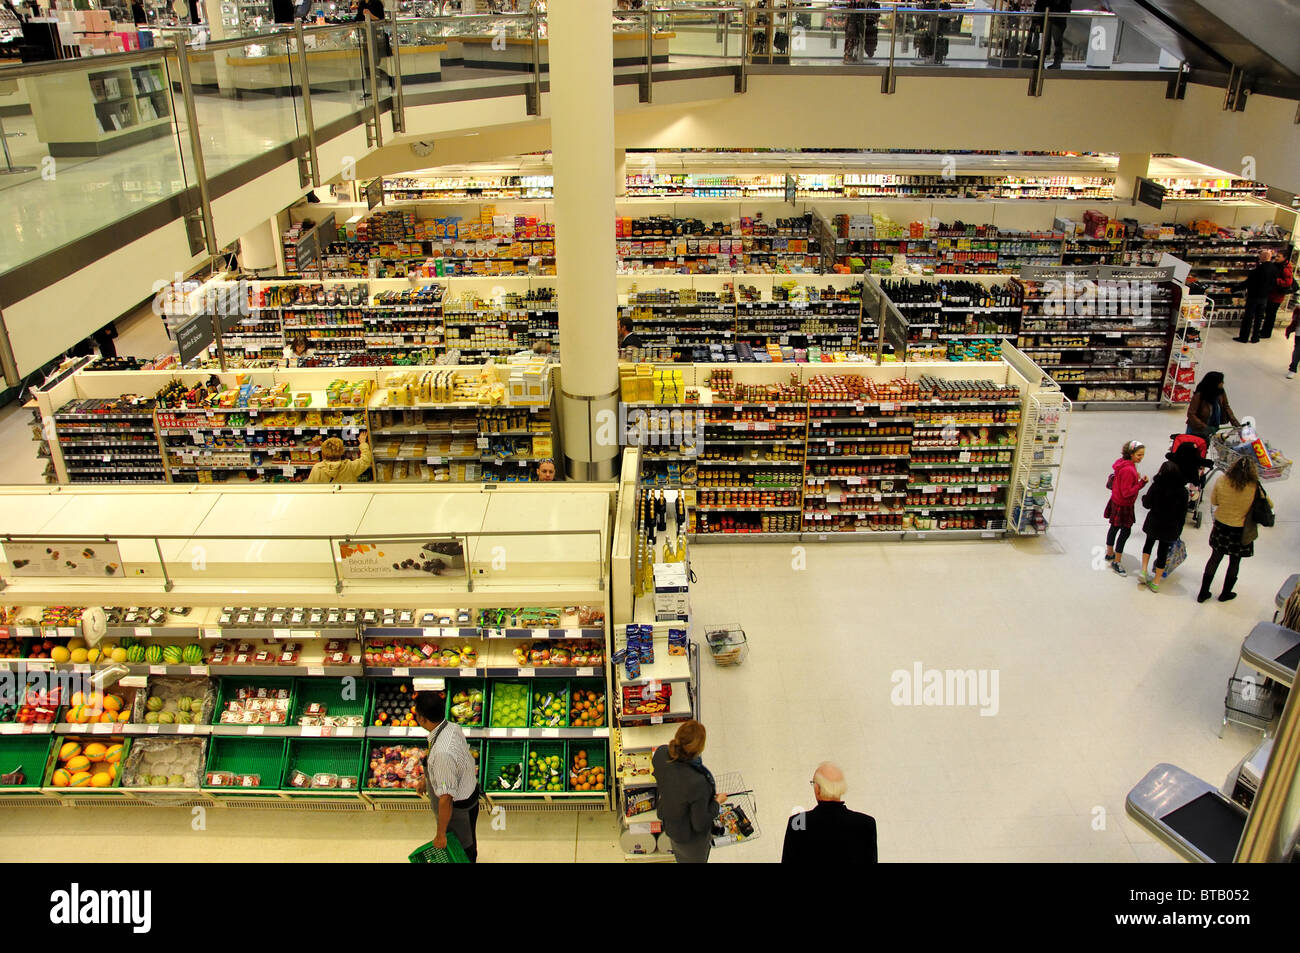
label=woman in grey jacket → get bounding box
[652,720,725,863]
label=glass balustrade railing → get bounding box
[0,49,195,275]
[0,1,1203,346]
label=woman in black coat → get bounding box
[651,720,724,863]
[1138,442,1209,592]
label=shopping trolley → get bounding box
[703,624,749,666]
[1208,423,1293,482]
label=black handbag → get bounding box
[1251,485,1275,528]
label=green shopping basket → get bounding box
[408,831,469,864]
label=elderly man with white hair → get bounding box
[781,762,877,863]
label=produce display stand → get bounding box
[0,483,615,813]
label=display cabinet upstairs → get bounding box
[28,64,172,158]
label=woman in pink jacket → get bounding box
[1104,440,1149,576]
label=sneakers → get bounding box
[1219,591,1237,602]
[1110,560,1127,577]
[1287,370,1296,379]
[1146,578,1160,593]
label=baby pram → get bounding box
[1168,432,1211,528]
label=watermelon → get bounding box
[145,645,163,664]
[126,646,146,664]
[162,646,182,664]
[182,644,203,664]
[119,636,137,649]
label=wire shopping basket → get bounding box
[710,771,761,848]
[704,624,749,666]
[408,831,469,864]
[1209,426,1292,481]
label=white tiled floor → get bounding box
[0,322,1296,862]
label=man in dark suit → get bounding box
[782,762,878,863]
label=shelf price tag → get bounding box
[958,451,972,462]
[246,427,256,436]
[146,725,160,734]
[306,666,325,676]
[509,727,529,738]
[459,667,476,678]
[650,715,664,725]
[148,665,166,675]
[517,667,535,677]
[271,628,290,640]
[422,627,439,639]
[189,665,207,676]
[427,457,443,465]
[880,402,895,412]
[868,420,877,428]
[576,667,595,677]
[301,726,322,738]
[202,627,222,639]
[531,628,549,640]
[392,667,410,677]
[294,427,303,436]
[541,728,559,738]
[133,626,151,637]
[246,726,265,735]
[177,724,196,735]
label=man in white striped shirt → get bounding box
[414,690,481,862]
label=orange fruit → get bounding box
[65,755,90,773]
[116,711,130,723]
[58,742,81,761]
[105,744,124,764]
[90,772,113,787]
[52,769,71,787]
[103,695,122,713]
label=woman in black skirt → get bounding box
[1198,455,1261,603]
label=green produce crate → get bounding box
[289,677,369,727]
[363,738,427,795]
[482,740,526,794]
[488,680,530,728]
[0,734,54,793]
[202,736,287,798]
[525,740,566,793]
[211,677,296,726]
[528,679,569,729]
[44,736,133,799]
[445,677,486,728]
[567,740,608,795]
[282,738,365,796]
[566,679,607,728]
[367,678,418,729]
[408,831,468,864]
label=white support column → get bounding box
[238,218,280,273]
[551,0,620,482]
[1115,152,1151,204]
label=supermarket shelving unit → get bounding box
[33,363,555,488]
[1163,292,1209,408]
[0,483,615,812]
[1008,389,1072,536]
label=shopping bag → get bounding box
[1163,538,1188,576]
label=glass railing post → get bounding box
[1029,8,1049,96]
[882,10,896,93]
[644,7,654,104]
[737,6,748,91]
[173,37,218,262]
[390,8,405,134]
[293,21,320,188]
[530,7,542,115]
[364,18,383,147]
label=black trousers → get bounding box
[1106,524,1130,553]
[1046,17,1066,65]
[1239,298,1268,340]
[1142,536,1173,570]
[1261,301,1282,338]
